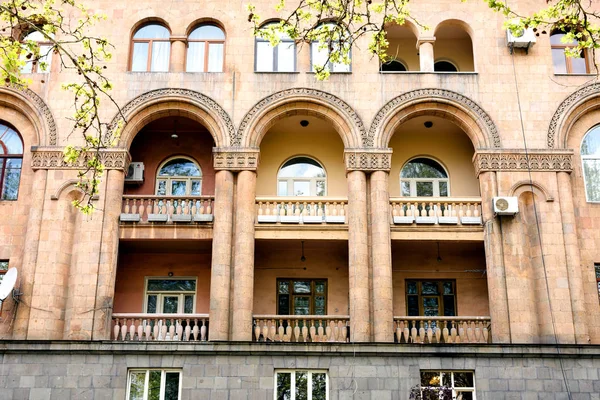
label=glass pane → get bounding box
[151,41,170,72]
[278,180,288,196]
[407,281,417,295]
[39,44,52,72]
[148,279,196,292]
[184,295,194,313]
[131,42,149,71]
[278,294,290,315]
[443,282,453,295]
[314,281,326,294]
[276,372,291,400]
[163,297,179,314]
[207,43,224,72]
[332,59,350,73]
[189,25,225,40]
[279,159,326,178]
[128,371,146,400]
[420,371,440,387]
[423,298,440,316]
[421,282,439,295]
[279,281,289,294]
[439,181,448,197]
[312,373,327,400]
[443,296,455,317]
[456,391,474,400]
[1,159,21,200]
[550,33,567,45]
[0,126,23,154]
[147,295,157,313]
[186,42,206,72]
[293,181,310,196]
[165,372,180,400]
[293,297,310,315]
[256,41,274,72]
[134,24,170,39]
[442,372,451,386]
[401,181,411,197]
[454,372,474,387]
[311,42,328,72]
[0,261,8,271]
[159,159,201,177]
[401,158,447,178]
[552,48,567,73]
[571,54,587,74]
[191,180,201,195]
[416,181,433,197]
[583,159,600,201]
[157,180,167,196]
[407,296,419,316]
[314,296,326,315]
[148,370,161,400]
[293,281,311,294]
[295,371,307,399]
[316,180,325,196]
[582,127,600,155]
[595,264,600,279]
[171,181,187,196]
[277,42,295,72]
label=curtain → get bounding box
[207,43,223,72]
[256,41,274,72]
[186,42,205,72]
[151,41,170,72]
[131,42,149,72]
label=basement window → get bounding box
[275,370,328,400]
[127,369,181,400]
[419,371,476,400]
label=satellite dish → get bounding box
[0,268,18,307]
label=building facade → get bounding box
[0,0,600,398]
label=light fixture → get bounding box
[171,118,179,139]
[168,271,174,277]
[436,242,442,263]
[300,240,306,262]
[424,121,433,128]
[300,120,309,127]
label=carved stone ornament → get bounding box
[213,148,260,171]
[473,149,573,176]
[2,83,57,145]
[31,147,131,171]
[237,87,367,147]
[345,149,393,172]
[370,88,501,148]
[547,82,600,148]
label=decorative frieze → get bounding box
[213,148,260,171]
[344,149,393,172]
[31,147,131,171]
[473,149,573,175]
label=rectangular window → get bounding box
[275,370,328,400]
[595,263,600,303]
[406,280,456,317]
[419,371,475,400]
[144,278,197,314]
[0,261,7,282]
[277,279,327,315]
[127,369,181,400]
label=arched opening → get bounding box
[310,23,351,73]
[21,31,53,73]
[381,22,418,72]
[187,24,225,72]
[400,157,449,197]
[581,125,600,202]
[155,156,203,196]
[130,23,171,72]
[433,21,474,72]
[255,21,296,72]
[277,156,327,197]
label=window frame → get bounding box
[129,24,171,72]
[126,369,182,400]
[21,30,54,73]
[186,24,226,73]
[0,123,24,201]
[405,280,457,317]
[419,370,476,400]
[143,277,197,314]
[310,23,352,73]
[155,156,203,197]
[581,125,600,203]
[276,278,328,316]
[595,263,600,304]
[0,261,8,283]
[551,32,590,74]
[274,369,329,400]
[277,156,327,197]
[400,157,450,198]
[254,25,296,72]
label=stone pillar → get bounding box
[170,36,187,72]
[417,37,436,72]
[479,171,511,343]
[370,170,394,342]
[557,171,589,343]
[209,170,235,341]
[231,170,257,341]
[347,170,370,342]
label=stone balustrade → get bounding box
[390,197,483,226]
[119,196,214,223]
[253,315,350,342]
[255,197,348,224]
[394,316,491,344]
[112,313,209,341]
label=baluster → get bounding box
[302,202,308,217]
[442,321,449,344]
[483,322,490,343]
[192,319,199,341]
[200,318,207,341]
[294,202,301,217]
[144,320,151,341]
[426,320,433,343]
[176,320,183,341]
[474,203,481,219]
[419,323,426,344]
[317,321,324,342]
[130,199,137,216]
[191,200,197,216]
[254,319,261,342]
[285,202,292,216]
[123,199,130,214]
[411,323,418,343]
[466,203,473,218]
[184,319,191,341]
[137,320,143,341]
[206,199,212,215]
[324,202,331,218]
[139,199,146,222]
[450,321,457,344]
[402,321,410,343]
[435,323,441,344]
[261,319,269,341]
[285,321,292,342]
[258,202,264,217]
[458,321,465,344]
[113,318,121,340]
[458,203,465,219]
[278,319,284,341]
[293,320,300,342]
[121,320,128,341]
[299,320,307,342]
[129,319,136,341]
[269,319,276,341]
[391,202,398,219]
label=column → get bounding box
[347,170,370,342]
[417,37,436,72]
[370,170,394,342]
[231,170,257,341]
[479,171,511,343]
[209,170,235,340]
[170,36,187,72]
[557,171,589,343]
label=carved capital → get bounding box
[344,148,393,172]
[213,147,260,171]
[473,149,574,176]
[31,147,131,171]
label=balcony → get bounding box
[112,313,210,341]
[253,315,350,343]
[394,316,491,344]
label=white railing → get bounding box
[393,316,491,344]
[390,197,482,226]
[253,315,350,343]
[255,197,348,224]
[120,196,214,223]
[112,313,209,341]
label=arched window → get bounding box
[277,157,326,196]
[381,60,408,72]
[255,22,296,72]
[434,60,458,72]
[0,123,24,200]
[400,157,449,197]
[21,31,53,73]
[130,24,170,72]
[155,157,202,196]
[186,24,225,72]
[310,23,351,73]
[582,126,600,202]
[551,31,589,74]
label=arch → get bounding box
[509,180,554,202]
[432,19,475,40]
[111,88,233,149]
[0,84,54,145]
[399,156,450,197]
[548,82,600,148]
[130,17,171,38]
[238,88,366,148]
[370,88,500,149]
[186,18,227,36]
[50,179,98,200]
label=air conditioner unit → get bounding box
[507,28,536,52]
[125,162,144,183]
[493,196,519,216]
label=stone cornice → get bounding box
[213,148,260,171]
[473,149,574,176]
[344,148,393,172]
[31,147,131,171]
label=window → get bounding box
[311,23,351,73]
[419,371,476,400]
[127,369,181,400]
[406,280,456,317]
[186,24,225,72]
[255,23,296,72]
[130,24,170,72]
[278,157,326,197]
[275,370,328,400]
[21,31,53,73]
[144,278,196,314]
[277,279,327,315]
[381,60,408,72]
[400,157,449,197]
[434,60,458,72]
[0,123,23,200]
[551,31,589,74]
[155,157,202,196]
[582,126,600,202]
[0,261,8,283]
[595,264,600,303]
